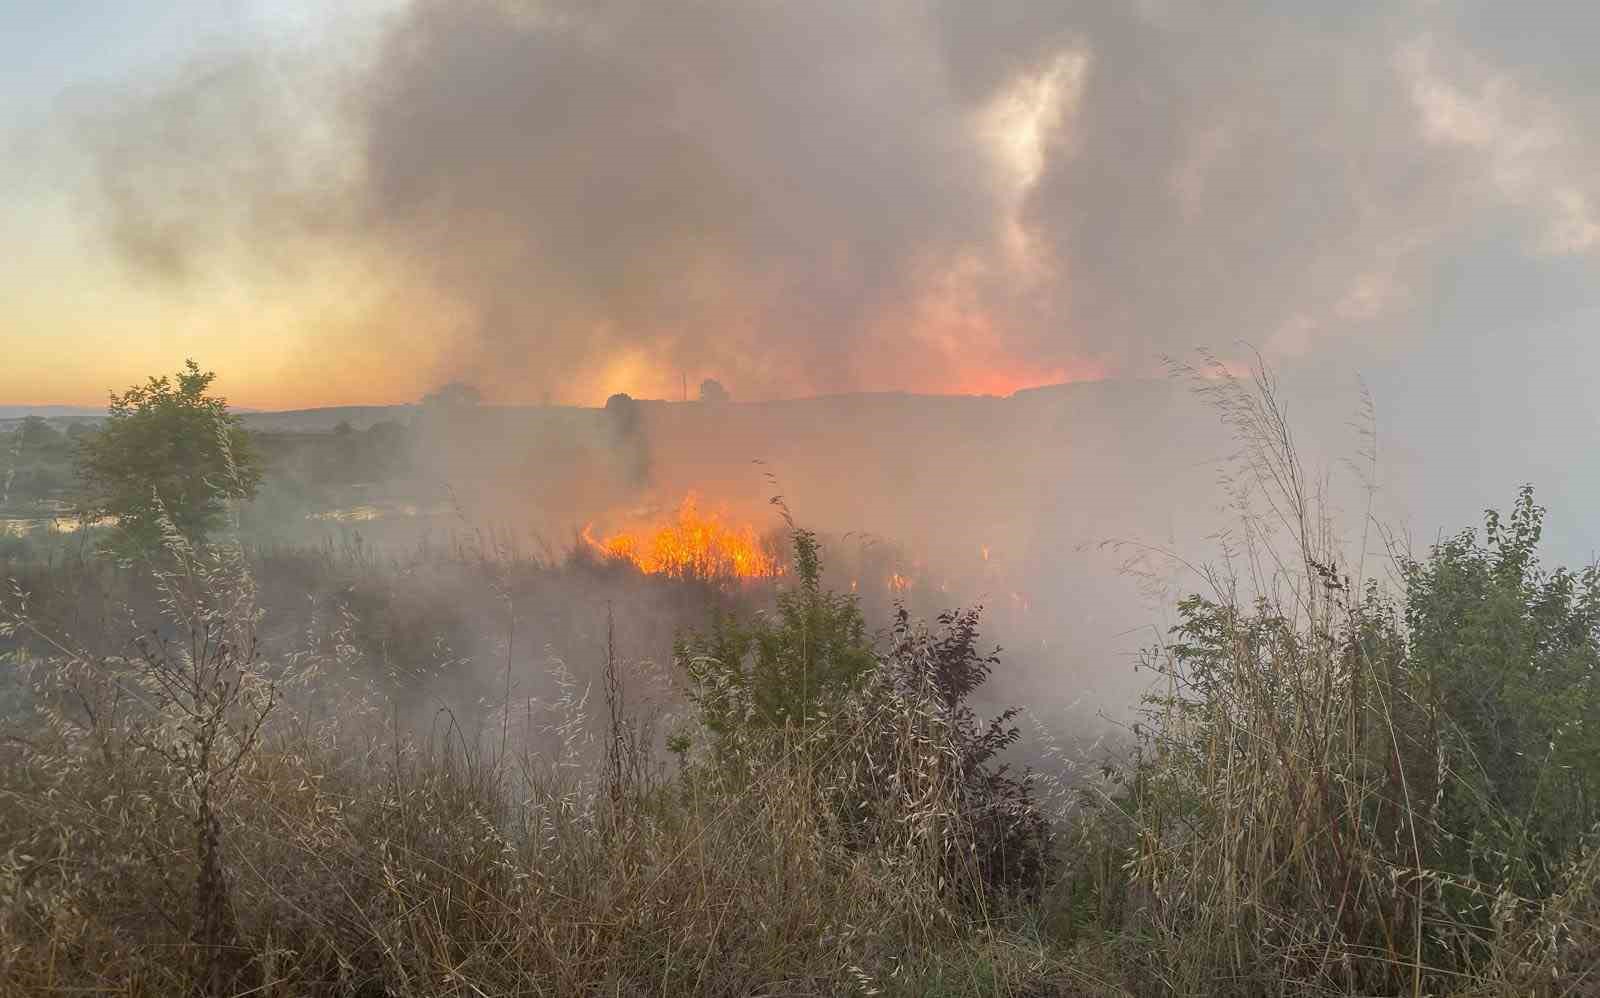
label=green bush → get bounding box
[1403,486,1600,904]
[674,528,875,742]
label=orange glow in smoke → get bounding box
[940,361,1108,397]
[582,493,779,580]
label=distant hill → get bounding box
[241,405,418,432]
[0,406,103,422]
[6,381,1142,433]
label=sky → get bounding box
[2,0,1597,428]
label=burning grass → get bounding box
[581,492,781,581]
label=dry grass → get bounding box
[0,528,1093,997]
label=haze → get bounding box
[4,2,1598,565]
[10,7,1600,990]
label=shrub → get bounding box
[675,527,1052,902]
[1402,486,1600,923]
[844,607,1053,899]
[675,528,874,741]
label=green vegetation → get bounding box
[1,360,1597,996]
[1404,486,1600,900]
[75,360,262,555]
[675,528,875,740]
[0,416,84,510]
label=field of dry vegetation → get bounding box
[3,367,1598,996]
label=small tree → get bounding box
[698,378,730,403]
[76,360,261,555]
[603,393,650,484]
[16,415,64,453]
[421,381,481,409]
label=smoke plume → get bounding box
[49,0,1599,408]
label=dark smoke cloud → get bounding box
[356,0,1005,397]
[64,0,1600,402]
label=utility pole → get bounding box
[681,372,687,402]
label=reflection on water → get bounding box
[2,503,443,539]
[306,502,451,523]
[0,514,110,538]
[2,501,450,542]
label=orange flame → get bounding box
[582,493,779,580]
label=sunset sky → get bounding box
[3,1,1598,413]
